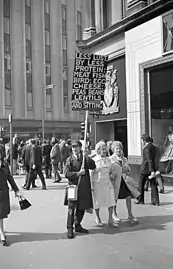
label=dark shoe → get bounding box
[32,185,38,188]
[150,202,160,206]
[23,186,30,190]
[160,189,164,194]
[67,229,74,239]
[144,188,148,191]
[1,239,7,246]
[42,186,47,190]
[56,177,62,183]
[75,225,88,234]
[135,201,144,204]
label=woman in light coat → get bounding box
[91,141,117,227]
[110,141,139,223]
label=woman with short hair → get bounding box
[0,144,21,246]
[91,141,117,227]
[110,141,139,223]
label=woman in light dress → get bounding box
[91,141,118,227]
[109,141,139,223]
[160,125,173,173]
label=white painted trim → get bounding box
[95,117,127,123]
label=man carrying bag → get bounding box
[64,140,96,239]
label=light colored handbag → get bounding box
[67,176,81,201]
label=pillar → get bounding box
[82,0,96,40]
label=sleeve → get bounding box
[84,156,96,170]
[31,146,36,166]
[64,157,79,182]
[6,165,19,192]
[145,147,155,173]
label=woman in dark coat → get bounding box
[0,144,20,246]
[64,140,96,239]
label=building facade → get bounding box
[0,0,85,141]
[79,0,173,179]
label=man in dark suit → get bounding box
[64,140,96,239]
[136,134,159,205]
[42,139,52,178]
[25,139,46,190]
[22,139,37,188]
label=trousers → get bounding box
[67,207,85,229]
[26,166,46,189]
[139,174,159,204]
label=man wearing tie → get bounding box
[136,134,159,205]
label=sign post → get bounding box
[9,114,13,175]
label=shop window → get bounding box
[4,55,11,71]
[25,24,31,40]
[162,11,173,54]
[4,17,10,34]
[5,88,11,106]
[4,34,10,53]
[27,91,33,108]
[4,0,10,18]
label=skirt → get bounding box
[118,177,132,199]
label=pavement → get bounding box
[1,175,173,269]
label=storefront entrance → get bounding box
[149,62,173,173]
[95,119,127,156]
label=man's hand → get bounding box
[78,169,85,176]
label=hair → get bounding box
[141,133,151,143]
[95,141,106,154]
[111,141,123,153]
[107,141,113,147]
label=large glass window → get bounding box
[25,24,31,40]
[26,39,32,58]
[45,0,50,14]
[77,11,82,40]
[4,55,11,71]
[4,17,10,34]
[4,0,10,18]
[45,30,50,45]
[27,92,33,108]
[25,6,31,24]
[162,11,173,54]
[5,71,11,89]
[46,93,52,109]
[4,34,10,53]
[45,45,50,63]
[5,89,11,106]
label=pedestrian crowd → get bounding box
[0,133,165,244]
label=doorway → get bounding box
[114,120,127,157]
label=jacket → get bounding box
[141,142,157,175]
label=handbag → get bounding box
[67,175,82,201]
[18,196,32,210]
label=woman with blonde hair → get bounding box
[91,141,117,227]
[110,141,139,223]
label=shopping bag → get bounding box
[18,196,32,210]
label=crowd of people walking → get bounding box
[0,133,164,244]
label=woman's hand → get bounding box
[122,165,130,174]
[15,191,21,198]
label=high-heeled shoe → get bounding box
[95,219,103,227]
[128,216,139,223]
